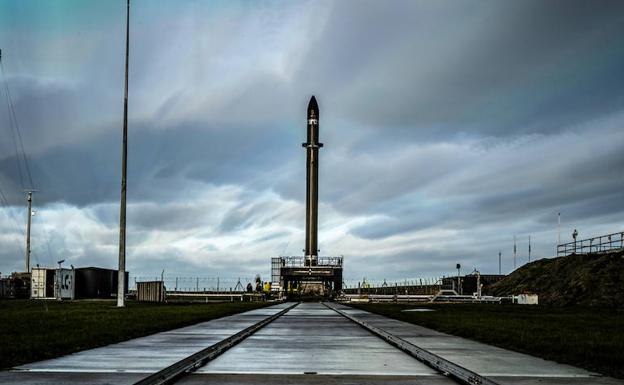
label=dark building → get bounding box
[74,267,128,299]
[0,272,31,299]
[442,274,506,295]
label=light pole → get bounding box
[557,212,561,245]
[498,251,501,275]
[456,263,461,295]
[117,0,130,308]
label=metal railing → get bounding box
[557,231,624,256]
[279,256,343,267]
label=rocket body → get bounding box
[303,96,322,266]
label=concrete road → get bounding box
[196,302,446,377]
[1,303,291,385]
[334,303,623,385]
[1,302,622,385]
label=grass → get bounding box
[350,302,624,379]
[0,299,270,369]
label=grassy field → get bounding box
[0,299,270,369]
[350,303,624,379]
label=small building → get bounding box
[442,274,506,295]
[74,267,128,299]
[136,281,166,302]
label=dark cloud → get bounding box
[299,0,624,138]
[1,1,624,279]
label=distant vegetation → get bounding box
[489,252,624,307]
[0,300,269,370]
[350,302,624,379]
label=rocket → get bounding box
[303,96,323,266]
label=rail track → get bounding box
[132,302,500,385]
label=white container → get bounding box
[515,293,539,305]
[57,268,75,299]
[31,267,52,298]
[31,267,74,299]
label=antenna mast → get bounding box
[513,235,517,270]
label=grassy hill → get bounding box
[488,251,624,307]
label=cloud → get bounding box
[1,1,624,282]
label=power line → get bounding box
[0,183,26,257]
[0,51,36,190]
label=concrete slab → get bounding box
[15,303,291,374]
[337,304,624,385]
[5,301,620,385]
[179,373,455,385]
[196,302,450,379]
[0,371,145,385]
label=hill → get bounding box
[488,251,624,307]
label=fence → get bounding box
[557,231,624,256]
[342,277,446,295]
[130,276,256,292]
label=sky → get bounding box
[1,0,624,287]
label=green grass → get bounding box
[350,303,624,379]
[0,299,270,369]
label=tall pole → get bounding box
[557,211,561,254]
[117,0,130,308]
[25,191,33,272]
[528,235,531,262]
[498,251,501,275]
[513,235,517,270]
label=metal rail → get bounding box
[133,302,298,385]
[323,302,500,385]
[557,231,624,256]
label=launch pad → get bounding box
[272,256,343,297]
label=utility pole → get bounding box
[528,235,531,262]
[498,251,501,275]
[25,191,33,272]
[25,191,35,272]
[513,235,517,270]
[117,0,130,308]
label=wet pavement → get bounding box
[334,303,624,385]
[1,302,622,385]
[196,302,442,376]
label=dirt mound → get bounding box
[488,251,624,307]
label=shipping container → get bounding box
[31,268,75,299]
[31,268,56,299]
[136,281,166,302]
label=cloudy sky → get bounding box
[1,0,623,286]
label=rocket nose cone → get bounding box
[307,96,319,118]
